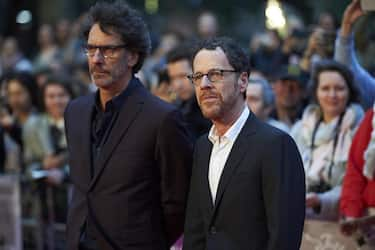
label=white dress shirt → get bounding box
[208,106,250,203]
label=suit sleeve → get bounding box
[156,109,193,246]
[182,141,206,250]
[262,132,305,250]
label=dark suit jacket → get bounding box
[65,78,193,250]
[176,97,211,141]
[183,113,305,250]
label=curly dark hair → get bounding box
[309,59,360,105]
[82,1,151,73]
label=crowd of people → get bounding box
[0,0,375,249]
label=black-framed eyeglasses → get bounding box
[84,44,127,59]
[187,69,238,86]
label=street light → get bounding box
[265,0,286,31]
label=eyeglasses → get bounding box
[187,69,238,86]
[84,44,127,59]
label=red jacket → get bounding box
[340,109,375,217]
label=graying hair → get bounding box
[248,77,274,107]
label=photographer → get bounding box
[300,27,336,72]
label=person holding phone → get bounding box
[334,0,375,110]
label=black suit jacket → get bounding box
[65,78,193,250]
[183,113,305,250]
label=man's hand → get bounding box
[341,0,365,37]
[306,192,321,208]
[340,217,358,236]
[43,155,62,170]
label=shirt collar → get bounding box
[94,77,136,113]
[208,105,250,144]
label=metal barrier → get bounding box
[0,175,22,250]
[301,220,361,250]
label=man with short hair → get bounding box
[65,2,193,249]
[166,42,211,140]
[183,37,305,250]
[246,77,289,132]
[270,65,307,128]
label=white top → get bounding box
[208,106,250,203]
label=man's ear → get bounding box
[127,51,139,68]
[238,72,249,94]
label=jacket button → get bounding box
[210,226,217,234]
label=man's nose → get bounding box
[92,49,105,63]
[199,75,212,88]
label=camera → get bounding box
[308,180,331,193]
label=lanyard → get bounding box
[309,112,344,180]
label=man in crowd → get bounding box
[270,64,307,128]
[183,37,305,250]
[65,2,193,249]
[246,76,289,132]
[166,41,211,140]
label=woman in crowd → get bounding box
[0,72,50,168]
[291,59,363,221]
[32,76,73,249]
[40,77,73,205]
[38,76,72,184]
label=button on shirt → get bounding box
[208,106,250,203]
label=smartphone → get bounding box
[361,0,375,11]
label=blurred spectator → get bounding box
[0,109,20,173]
[250,29,287,77]
[197,11,219,39]
[317,11,337,32]
[27,76,73,249]
[246,76,289,132]
[291,60,363,221]
[300,27,335,72]
[34,67,53,89]
[56,19,71,50]
[0,72,51,167]
[56,17,88,72]
[141,31,181,88]
[33,24,62,73]
[0,125,5,171]
[340,108,375,247]
[38,77,72,209]
[151,69,175,103]
[281,29,309,65]
[56,18,73,67]
[270,64,307,128]
[334,0,375,110]
[166,41,211,140]
[0,37,32,76]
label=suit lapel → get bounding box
[89,79,144,190]
[211,115,257,217]
[199,138,214,213]
[77,95,95,188]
